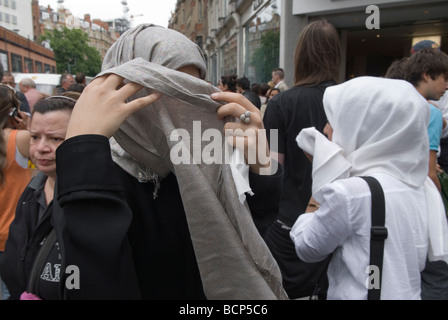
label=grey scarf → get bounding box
[97,24,287,300]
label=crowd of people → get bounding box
[0,20,447,301]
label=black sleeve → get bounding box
[55,135,140,299]
[246,163,283,238]
[18,92,30,114]
[263,97,285,154]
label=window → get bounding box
[24,58,33,73]
[4,0,8,8]
[35,61,43,73]
[11,53,22,72]
[0,50,8,72]
[198,0,203,22]
[11,0,15,9]
[44,64,50,73]
[244,1,281,84]
[5,13,9,23]
[12,15,16,25]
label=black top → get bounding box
[262,82,335,299]
[48,134,283,300]
[0,173,61,300]
[263,82,334,225]
[243,90,262,110]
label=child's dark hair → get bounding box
[405,48,448,86]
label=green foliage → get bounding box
[40,27,102,77]
[250,30,280,83]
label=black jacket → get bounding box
[49,135,283,300]
[0,173,54,300]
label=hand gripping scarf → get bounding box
[297,76,448,264]
[97,24,288,300]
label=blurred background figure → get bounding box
[0,83,32,300]
[19,78,46,113]
[1,72,30,114]
[55,74,75,95]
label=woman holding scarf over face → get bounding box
[52,24,287,300]
[291,76,448,300]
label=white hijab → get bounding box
[297,76,448,262]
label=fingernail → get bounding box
[211,93,219,99]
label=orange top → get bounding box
[0,130,32,251]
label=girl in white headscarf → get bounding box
[292,76,448,300]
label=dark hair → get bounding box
[405,48,448,86]
[259,83,271,96]
[269,88,280,95]
[68,83,85,93]
[33,96,76,116]
[75,72,86,84]
[294,20,341,86]
[385,57,409,80]
[0,84,20,184]
[251,83,260,94]
[220,75,237,92]
[236,77,251,91]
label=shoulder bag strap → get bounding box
[360,176,388,300]
[27,229,57,296]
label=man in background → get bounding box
[271,68,289,92]
[1,71,30,114]
[19,78,45,112]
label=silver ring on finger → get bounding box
[239,111,251,124]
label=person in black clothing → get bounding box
[236,76,261,110]
[1,71,31,115]
[45,25,286,300]
[262,19,342,299]
[0,95,77,300]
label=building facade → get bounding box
[34,2,119,61]
[169,0,448,88]
[0,25,55,73]
[282,0,448,86]
[169,0,281,86]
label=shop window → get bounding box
[35,61,43,73]
[24,57,33,73]
[0,50,8,71]
[221,35,237,77]
[11,53,22,72]
[244,1,281,85]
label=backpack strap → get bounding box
[359,176,388,300]
[27,229,57,296]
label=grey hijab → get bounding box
[97,24,287,300]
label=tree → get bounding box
[250,30,280,83]
[40,27,102,76]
